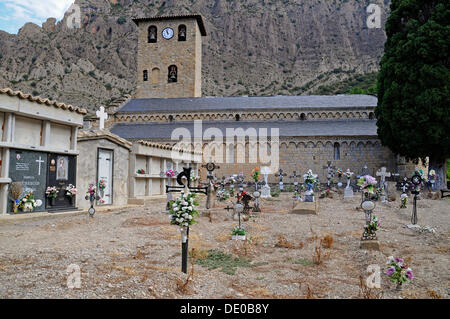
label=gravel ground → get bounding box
[0,192,448,299]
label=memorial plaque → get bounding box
[47,153,77,210]
[8,149,48,213]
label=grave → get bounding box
[376,166,391,203]
[8,150,47,213]
[343,169,355,198]
[260,166,271,198]
[276,169,287,191]
[290,200,319,215]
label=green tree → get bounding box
[375,0,450,189]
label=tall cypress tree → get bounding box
[375,0,450,189]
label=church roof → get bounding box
[132,14,207,36]
[115,95,377,114]
[110,119,378,139]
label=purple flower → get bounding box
[386,267,395,276]
[406,269,414,279]
[395,257,404,263]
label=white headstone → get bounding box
[96,106,108,130]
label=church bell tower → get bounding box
[133,15,207,99]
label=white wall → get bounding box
[14,116,42,146]
[50,123,72,150]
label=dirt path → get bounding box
[0,193,448,299]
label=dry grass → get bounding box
[357,275,383,299]
[321,235,334,249]
[275,235,296,249]
[427,289,442,299]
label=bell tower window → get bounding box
[168,65,178,83]
[148,26,157,43]
[143,70,148,81]
[178,25,187,41]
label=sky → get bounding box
[0,0,75,34]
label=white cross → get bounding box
[36,156,44,176]
[96,106,108,130]
[376,167,391,188]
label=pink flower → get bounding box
[386,267,395,276]
[406,269,414,279]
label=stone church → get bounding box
[106,14,417,183]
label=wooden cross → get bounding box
[96,106,108,130]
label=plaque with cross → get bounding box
[96,106,108,130]
[276,169,287,190]
[322,161,336,188]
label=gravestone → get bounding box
[376,167,391,203]
[276,169,287,191]
[8,150,47,213]
[260,166,271,198]
[46,153,77,210]
[322,161,336,189]
[344,169,354,198]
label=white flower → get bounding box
[184,223,188,226]
[168,215,173,220]
[386,256,395,264]
[172,203,177,208]
[188,215,193,220]
[173,207,179,212]
[188,206,193,211]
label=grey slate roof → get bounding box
[110,120,378,139]
[115,95,377,114]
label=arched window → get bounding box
[168,65,177,83]
[369,112,375,120]
[168,115,174,123]
[300,113,306,120]
[334,142,341,160]
[151,67,160,84]
[235,114,240,121]
[143,70,148,81]
[148,26,157,43]
[227,143,235,164]
[178,25,187,41]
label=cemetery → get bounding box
[0,3,448,301]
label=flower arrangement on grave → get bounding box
[385,256,414,289]
[217,188,230,202]
[303,170,318,193]
[236,190,248,201]
[357,175,377,194]
[400,193,408,208]
[232,226,246,236]
[45,186,58,199]
[190,171,198,183]
[86,183,97,198]
[98,179,106,191]
[364,215,380,234]
[65,184,77,197]
[19,191,38,212]
[9,182,24,213]
[251,167,260,182]
[375,187,385,200]
[165,169,175,178]
[336,168,343,178]
[168,191,200,228]
[137,169,146,174]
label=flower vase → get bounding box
[396,283,403,291]
[99,189,104,198]
[69,196,75,206]
[49,197,55,206]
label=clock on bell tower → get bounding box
[133,15,207,99]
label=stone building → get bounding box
[103,14,419,183]
[0,88,86,214]
[77,129,132,210]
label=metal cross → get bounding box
[165,167,207,195]
[276,169,287,190]
[322,161,336,188]
[201,162,220,181]
[290,170,300,192]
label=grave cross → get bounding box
[322,161,336,188]
[36,156,44,176]
[290,171,300,192]
[376,167,391,202]
[96,106,108,130]
[276,169,287,190]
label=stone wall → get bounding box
[76,139,130,210]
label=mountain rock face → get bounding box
[0,0,390,113]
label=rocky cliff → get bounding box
[0,0,390,113]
